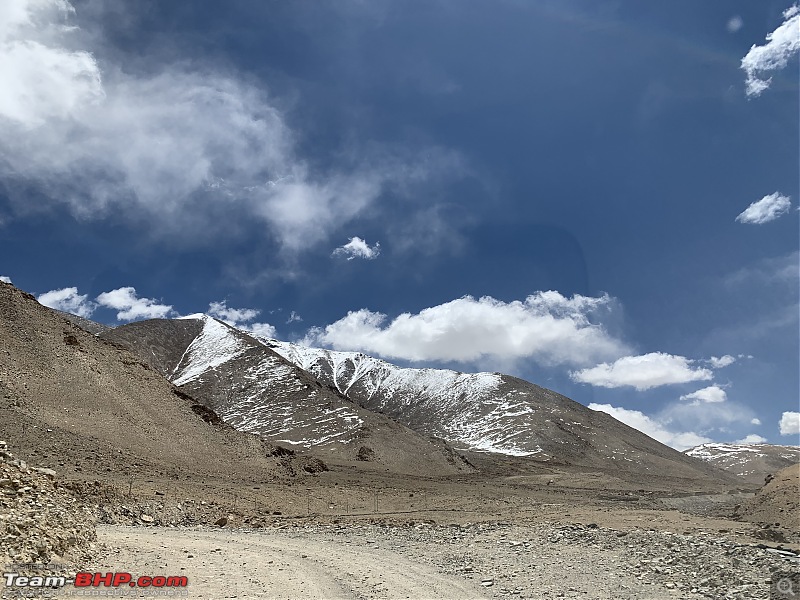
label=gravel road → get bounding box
[92,520,799,600]
[95,524,490,599]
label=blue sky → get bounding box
[1,0,798,449]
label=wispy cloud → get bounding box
[726,15,744,33]
[571,352,713,391]
[286,311,302,324]
[680,385,727,404]
[38,287,96,318]
[304,291,627,367]
[779,411,800,435]
[332,237,381,260]
[741,4,800,97]
[96,287,174,321]
[588,403,711,451]
[736,192,792,224]
[0,0,461,252]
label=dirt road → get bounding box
[95,524,490,599]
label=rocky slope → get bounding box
[0,440,96,567]
[101,316,472,476]
[0,281,299,483]
[685,443,800,484]
[735,463,800,535]
[264,339,735,483]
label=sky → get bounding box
[1,0,798,450]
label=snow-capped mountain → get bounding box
[263,339,732,480]
[102,314,735,482]
[684,443,800,484]
[101,315,472,476]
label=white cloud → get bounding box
[332,237,381,260]
[305,291,627,366]
[709,355,736,368]
[779,411,800,435]
[735,434,767,444]
[571,352,713,391]
[286,310,302,324]
[741,5,800,97]
[588,403,712,451]
[0,0,456,252]
[751,417,762,425]
[727,15,744,33]
[206,299,276,339]
[659,399,756,431]
[208,301,260,324]
[0,275,11,283]
[680,385,728,404]
[736,192,792,224]
[38,286,95,318]
[96,287,173,321]
[242,322,277,339]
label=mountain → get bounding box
[96,313,737,485]
[684,443,800,484]
[0,282,294,484]
[100,315,472,476]
[246,337,736,483]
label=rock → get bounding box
[215,516,228,527]
[140,514,154,523]
[32,467,57,478]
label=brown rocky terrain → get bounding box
[735,463,800,533]
[0,281,304,484]
[0,440,96,569]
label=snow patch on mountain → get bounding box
[263,339,544,456]
[173,315,247,385]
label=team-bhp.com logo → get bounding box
[4,571,188,592]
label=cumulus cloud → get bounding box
[96,287,173,321]
[207,300,276,339]
[736,192,792,224]
[680,385,728,404]
[708,355,736,368]
[571,352,713,391]
[243,322,277,338]
[741,4,800,97]
[304,291,627,366]
[332,237,381,260]
[751,418,762,425]
[208,301,260,324]
[588,403,712,451]
[38,286,96,318]
[0,0,457,252]
[779,411,800,435]
[735,434,767,444]
[0,275,11,283]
